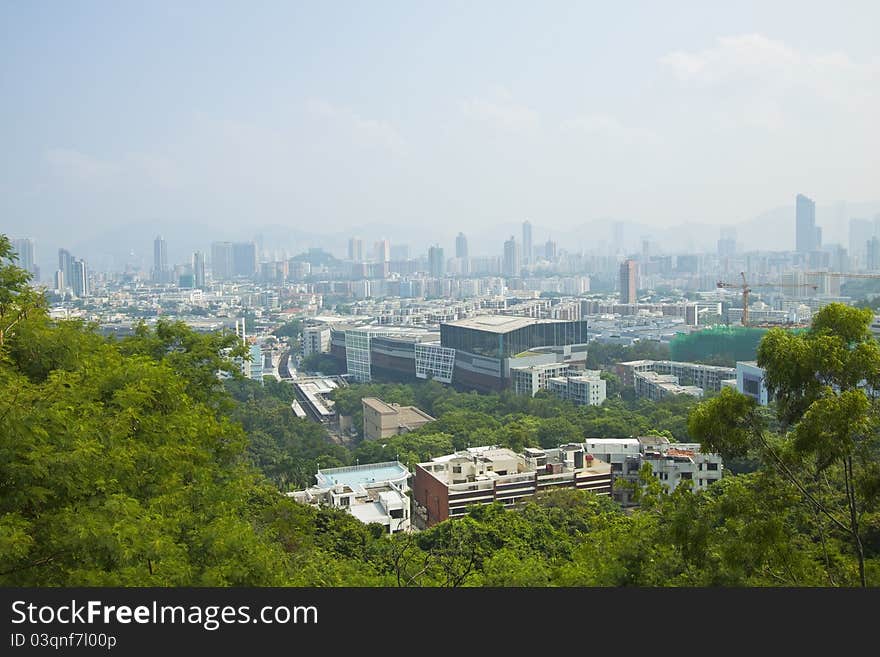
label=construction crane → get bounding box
[717,272,818,327]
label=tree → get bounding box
[0,235,45,347]
[273,319,302,339]
[689,304,880,586]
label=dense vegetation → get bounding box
[1,234,878,586]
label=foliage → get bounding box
[586,340,670,370]
[301,353,345,375]
[689,303,880,586]
[272,319,302,339]
[3,233,877,587]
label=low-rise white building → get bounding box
[547,371,606,406]
[583,437,723,505]
[289,461,412,533]
[642,441,723,493]
[634,370,704,400]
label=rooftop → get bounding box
[315,461,409,489]
[442,315,573,333]
[362,397,435,426]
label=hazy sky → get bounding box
[2,1,879,247]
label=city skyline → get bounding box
[2,1,878,259]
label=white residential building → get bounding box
[289,461,412,534]
[584,437,723,505]
[547,371,606,406]
[302,326,331,357]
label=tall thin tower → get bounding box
[522,220,533,266]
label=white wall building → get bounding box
[547,371,607,406]
[302,326,331,358]
[736,361,769,405]
[289,461,412,534]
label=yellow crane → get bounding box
[717,272,818,327]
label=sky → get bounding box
[2,1,879,264]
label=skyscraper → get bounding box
[71,258,88,298]
[455,232,468,259]
[348,237,364,262]
[428,245,445,277]
[619,259,637,304]
[522,220,533,266]
[867,237,880,271]
[796,194,818,253]
[211,242,234,280]
[545,239,557,260]
[12,238,36,277]
[850,218,873,268]
[454,232,469,275]
[58,248,74,290]
[192,251,206,288]
[374,239,390,263]
[232,242,257,277]
[503,236,521,277]
[152,235,169,283]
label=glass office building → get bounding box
[440,316,588,359]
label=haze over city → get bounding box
[6,0,880,603]
[3,1,879,272]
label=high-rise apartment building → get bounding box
[192,251,206,288]
[850,218,873,268]
[71,258,88,298]
[455,232,468,259]
[152,235,169,283]
[12,238,36,278]
[522,220,533,265]
[867,237,880,270]
[503,236,521,277]
[428,245,445,277]
[374,239,390,263]
[796,194,820,253]
[454,232,469,275]
[232,242,257,277]
[58,248,74,291]
[545,239,557,260]
[211,242,234,280]
[348,237,364,262]
[619,259,637,304]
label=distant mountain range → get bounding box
[25,201,880,280]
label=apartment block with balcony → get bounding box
[413,445,612,528]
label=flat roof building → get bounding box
[414,444,612,528]
[362,397,435,441]
[289,461,411,534]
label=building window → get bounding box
[707,462,719,471]
[452,466,461,474]
[680,472,692,480]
